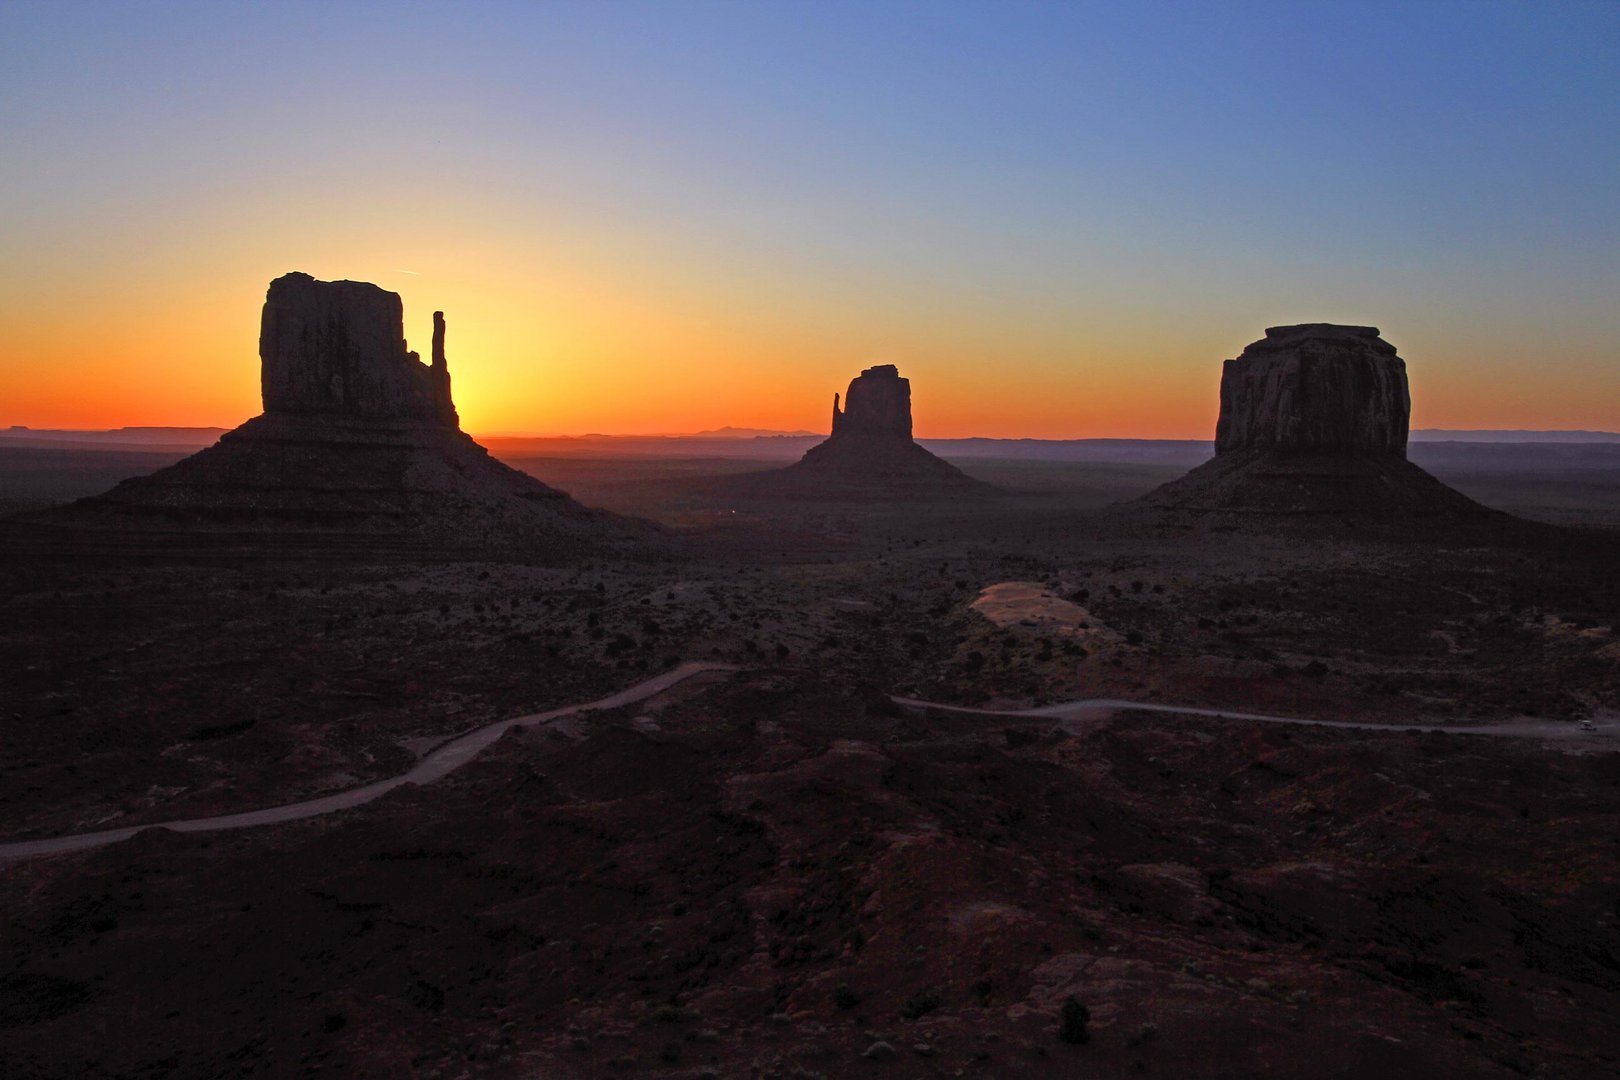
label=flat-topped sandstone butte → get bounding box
[259,272,458,426]
[754,365,995,499]
[1215,324,1409,456]
[24,273,637,558]
[1145,324,1490,523]
[830,363,912,439]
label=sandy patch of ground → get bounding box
[971,581,1117,641]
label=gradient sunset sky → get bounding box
[3,1,1617,438]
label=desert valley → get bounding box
[1,274,1617,1079]
[5,6,1619,1078]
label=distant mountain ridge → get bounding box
[1408,429,1620,443]
[1,426,229,450]
[4,425,1615,456]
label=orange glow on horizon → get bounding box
[5,5,1619,443]
[2,212,1616,440]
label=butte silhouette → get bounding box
[742,364,995,499]
[1144,324,1491,522]
[31,272,631,557]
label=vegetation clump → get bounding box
[1059,996,1090,1044]
[901,989,942,1020]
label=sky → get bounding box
[2,1,1617,438]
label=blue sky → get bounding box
[3,1,1617,434]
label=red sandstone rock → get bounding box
[259,272,457,427]
[36,273,635,555]
[764,365,995,498]
[1147,324,1490,523]
[1214,324,1409,456]
[832,364,912,439]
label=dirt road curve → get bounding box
[0,662,734,861]
[892,694,1618,740]
[5,664,1611,861]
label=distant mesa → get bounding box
[24,272,634,557]
[1145,324,1492,521]
[744,364,996,499]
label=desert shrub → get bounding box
[1059,996,1090,1044]
[833,983,860,1010]
[901,989,942,1020]
[650,1004,687,1023]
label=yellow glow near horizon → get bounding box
[5,4,1619,440]
[2,201,1617,439]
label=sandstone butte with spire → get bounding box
[31,272,635,557]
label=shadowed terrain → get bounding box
[3,319,1618,1078]
[3,483,1618,1077]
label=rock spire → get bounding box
[34,272,632,556]
[754,364,995,498]
[259,272,457,427]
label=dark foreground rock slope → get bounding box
[18,273,637,558]
[740,365,996,499]
[1146,324,1492,522]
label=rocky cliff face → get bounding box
[259,272,457,427]
[753,364,994,498]
[37,273,635,556]
[831,364,912,440]
[1214,325,1408,456]
[1145,324,1490,525]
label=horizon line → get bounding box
[5,423,1620,442]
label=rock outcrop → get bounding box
[31,274,636,557]
[1145,324,1490,523]
[259,272,458,426]
[747,365,995,499]
[831,364,912,439]
[1214,325,1408,455]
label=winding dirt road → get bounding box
[892,693,1617,741]
[0,662,734,861]
[4,664,1610,862]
